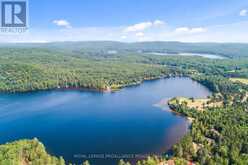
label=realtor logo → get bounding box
[0,0,28,33]
[2,1,26,27]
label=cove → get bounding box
[0,77,211,165]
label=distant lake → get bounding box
[0,78,211,165]
[148,52,226,59]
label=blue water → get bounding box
[0,78,211,165]
[148,52,225,59]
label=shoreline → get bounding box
[0,74,181,94]
[168,99,196,123]
[154,98,195,124]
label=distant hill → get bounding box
[1,41,248,58]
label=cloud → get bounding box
[53,19,72,28]
[124,20,165,32]
[175,27,189,33]
[154,20,165,26]
[175,27,207,34]
[172,21,248,43]
[136,32,145,37]
[2,21,248,43]
[125,22,153,32]
[121,35,127,39]
[190,27,207,33]
[240,9,247,16]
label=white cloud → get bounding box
[121,35,127,39]
[124,20,165,32]
[190,27,207,33]
[175,27,207,34]
[154,20,165,26]
[125,22,153,32]
[136,32,145,37]
[2,20,248,43]
[175,27,190,33]
[53,19,72,28]
[172,21,248,43]
[240,9,247,16]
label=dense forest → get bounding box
[2,42,248,93]
[0,138,65,165]
[167,75,248,164]
[0,42,248,165]
[0,48,172,92]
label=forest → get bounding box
[168,79,248,164]
[0,42,248,165]
[0,47,171,92]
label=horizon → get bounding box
[1,40,248,44]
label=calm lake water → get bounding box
[148,52,225,59]
[0,78,211,165]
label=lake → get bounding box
[0,78,211,165]
[148,52,226,59]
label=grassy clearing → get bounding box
[168,97,222,111]
[230,78,248,84]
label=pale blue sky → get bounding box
[1,0,248,42]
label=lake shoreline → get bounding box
[168,101,194,123]
[154,98,195,124]
[0,74,183,94]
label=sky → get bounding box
[1,0,248,43]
